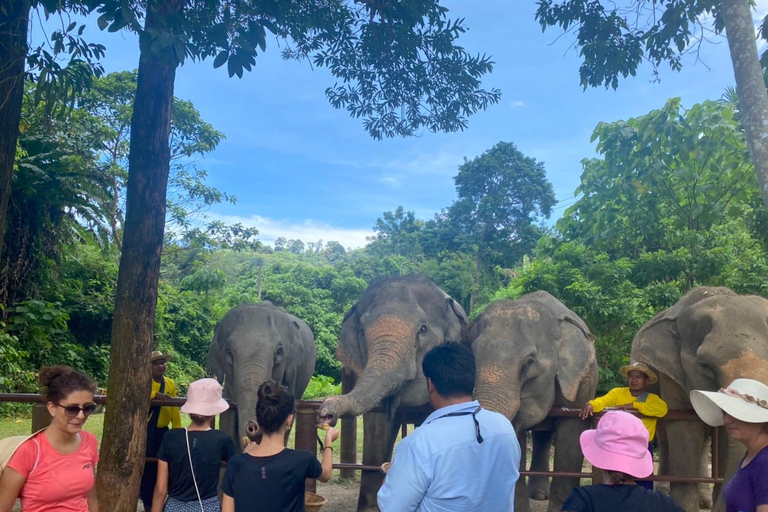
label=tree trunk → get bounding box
[0,1,30,268]
[721,0,768,208]
[95,1,181,510]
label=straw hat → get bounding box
[150,350,174,363]
[580,411,653,478]
[690,379,768,427]
[181,378,229,416]
[620,362,657,384]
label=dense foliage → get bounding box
[4,80,768,412]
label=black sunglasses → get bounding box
[56,403,97,418]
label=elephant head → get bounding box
[632,286,768,394]
[469,291,597,432]
[317,274,468,425]
[206,301,316,445]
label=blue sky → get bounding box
[34,1,755,248]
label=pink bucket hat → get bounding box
[580,411,653,478]
[181,378,229,416]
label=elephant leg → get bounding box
[514,431,530,512]
[220,408,239,450]
[667,418,706,512]
[358,410,400,512]
[529,429,553,500]
[656,422,670,495]
[547,417,590,512]
[698,436,713,510]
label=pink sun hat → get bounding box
[580,410,653,478]
[181,378,229,416]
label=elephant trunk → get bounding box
[475,364,522,429]
[234,361,272,447]
[319,336,414,423]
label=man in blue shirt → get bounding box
[377,342,520,512]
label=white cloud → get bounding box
[210,213,374,250]
[377,174,403,188]
[510,100,525,108]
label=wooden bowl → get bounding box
[305,491,328,512]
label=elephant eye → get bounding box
[418,324,429,334]
[226,347,232,356]
[521,357,535,374]
[359,327,365,338]
[277,346,283,356]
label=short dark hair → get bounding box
[189,414,214,426]
[39,365,97,403]
[256,380,295,434]
[422,343,475,398]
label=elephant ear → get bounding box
[206,325,227,385]
[336,305,366,376]
[444,297,469,342]
[631,311,684,388]
[555,313,597,403]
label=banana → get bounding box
[316,423,330,431]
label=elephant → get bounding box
[631,286,768,512]
[468,291,598,512]
[206,301,317,449]
[316,274,468,512]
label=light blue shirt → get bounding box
[377,400,520,512]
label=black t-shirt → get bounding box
[157,428,237,501]
[222,449,322,512]
[563,484,685,512]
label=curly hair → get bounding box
[39,365,96,403]
[256,380,295,434]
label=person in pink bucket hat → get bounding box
[151,378,237,512]
[563,411,684,512]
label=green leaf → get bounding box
[213,51,229,69]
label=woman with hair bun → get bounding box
[0,365,99,512]
[221,380,339,512]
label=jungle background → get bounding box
[4,69,768,417]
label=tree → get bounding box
[448,141,556,310]
[92,1,502,508]
[559,98,759,285]
[367,206,426,260]
[0,2,104,264]
[534,0,768,212]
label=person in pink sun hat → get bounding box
[151,378,237,512]
[563,411,684,512]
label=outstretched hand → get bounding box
[579,403,594,420]
[324,427,340,445]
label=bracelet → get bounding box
[323,446,333,452]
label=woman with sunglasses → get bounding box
[0,365,99,512]
[691,378,768,512]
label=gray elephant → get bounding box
[632,286,768,512]
[468,291,598,512]
[206,301,317,448]
[317,274,468,512]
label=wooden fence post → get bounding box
[296,404,318,493]
[31,403,52,432]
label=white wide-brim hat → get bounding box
[690,378,768,427]
[181,378,229,416]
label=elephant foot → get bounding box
[530,491,548,501]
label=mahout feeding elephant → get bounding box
[206,301,316,449]
[468,291,598,512]
[631,286,768,512]
[316,274,468,512]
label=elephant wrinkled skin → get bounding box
[317,274,468,512]
[469,291,598,512]
[631,287,768,512]
[206,301,316,449]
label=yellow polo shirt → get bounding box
[150,377,181,429]
[588,387,668,441]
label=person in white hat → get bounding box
[151,378,237,512]
[563,411,684,512]
[691,379,768,512]
[580,361,668,490]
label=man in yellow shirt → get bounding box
[140,350,181,511]
[580,362,668,490]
